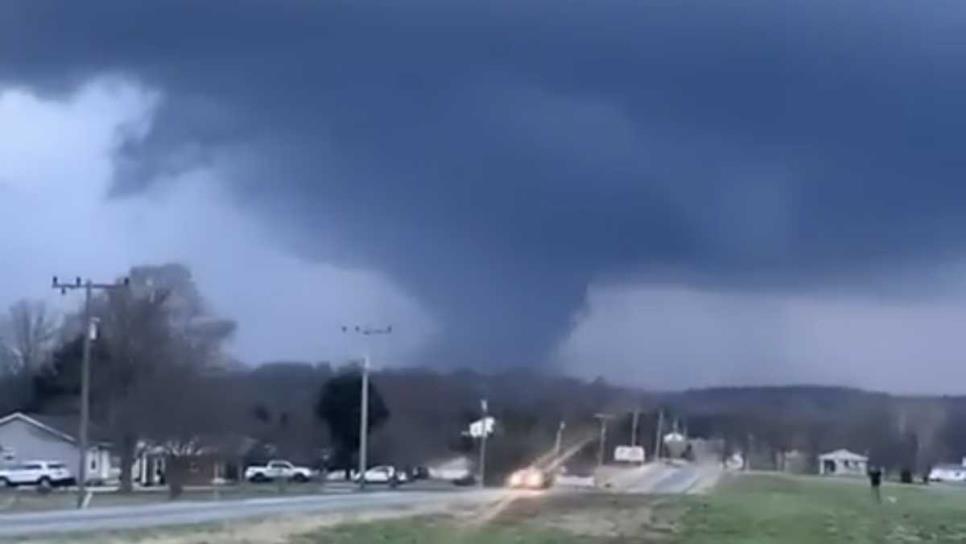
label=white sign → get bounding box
[614,445,646,463]
[468,417,495,438]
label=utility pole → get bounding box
[341,325,392,491]
[746,433,753,471]
[653,409,665,462]
[630,410,640,448]
[594,414,613,467]
[554,420,566,458]
[52,276,128,509]
[359,352,370,490]
[479,399,489,488]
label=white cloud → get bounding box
[0,79,437,366]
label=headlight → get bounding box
[509,472,524,487]
[525,471,544,488]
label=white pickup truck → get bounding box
[244,460,315,483]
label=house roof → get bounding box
[141,434,258,457]
[818,449,868,462]
[0,412,111,446]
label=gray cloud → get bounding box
[3,1,966,371]
[0,82,436,366]
[559,280,966,395]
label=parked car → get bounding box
[354,465,407,486]
[408,466,430,480]
[0,461,75,488]
[244,460,315,483]
[452,473,477,487]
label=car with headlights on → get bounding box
[506,467,554,489]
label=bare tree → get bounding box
[135,366,236,498]
[4,300,57,373]
[79,264,234,493]
[0,301,56,413]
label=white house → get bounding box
[818,449,868,476]
[929,463,966,483]
[0,412,113,483]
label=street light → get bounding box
[341,325,392,490]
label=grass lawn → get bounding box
[0,484,337,513]
[677,474,966,544]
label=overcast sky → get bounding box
[3,1,966,392]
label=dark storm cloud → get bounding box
[4,0,966,366]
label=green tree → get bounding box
[315,372,390,475]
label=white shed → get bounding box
[819,449,868,476]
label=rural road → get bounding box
[0,464,720,539]
[0,488,503,539]
[593,462,722,494]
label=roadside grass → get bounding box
[676,473,966,544]
[289,518,580,544]
[0,484,340,513]
[289,493,680,544]
[13,523,229,544]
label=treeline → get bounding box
[667,386,965,473]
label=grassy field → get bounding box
[14,474,966,543]
[677,474,966,544]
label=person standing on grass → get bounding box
[868,465,883,503]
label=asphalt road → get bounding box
[0,465,720,539]
[0,487,502,539]
[593,462,722,494]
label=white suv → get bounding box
[0,461,75,488]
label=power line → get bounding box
[51,276,129,509]
[341,324,392,490]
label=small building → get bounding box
[929,463,966,483]
[0,412,113,483]
[818,449,868,476]
[133,434,256,487]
